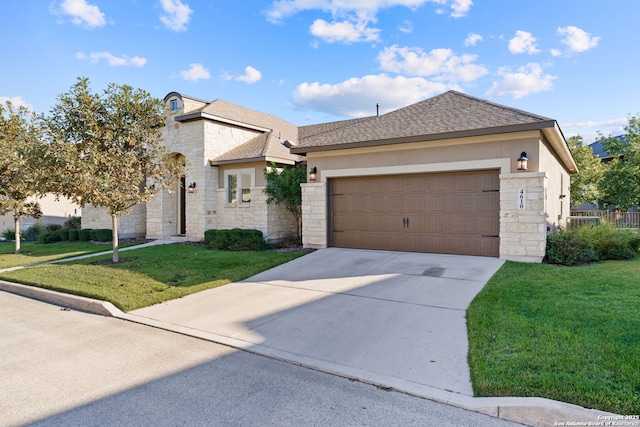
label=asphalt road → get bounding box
[0,291,521,427]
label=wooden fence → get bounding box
[570,210,640,228]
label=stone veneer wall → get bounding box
[212,186,297,241]
[499,172,548,262]
[82,203,147,238]
[300,182,327,248]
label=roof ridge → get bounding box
[445,90,553,122]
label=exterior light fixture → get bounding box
[188,182,197,193]
[308,167,317,182]
[517,152,528,171]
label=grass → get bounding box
[0,243,306,312]
[467,257,640,414]
[0,241,140,269]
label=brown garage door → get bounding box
[329,170,500,257]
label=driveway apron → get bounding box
[131,248,504,396]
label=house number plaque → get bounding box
[517,188,526,210]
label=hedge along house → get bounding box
[292,91,578,263]
[82,92,304,242]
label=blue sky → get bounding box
[2,0,638,143]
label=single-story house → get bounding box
[0,194,80,232]
[293,90,577,262]
[84,90,577,262]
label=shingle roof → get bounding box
[293,90,556,152]
[173,97,302,165]
[210,131,303,165]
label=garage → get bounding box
[328,170,500,257]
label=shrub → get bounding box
[59,228,71,241]
[94,229,113,242]
[204,229,266,251]
[575,223,638,261]
[64,216,81,229]
[38,230,63,244]
[2,229,16,240]
[89,229,98,241]
[546,230,599,266]
[78,229,92,241]
[68,229,79,241]
[23,223,45,241]
[46,223,62,232]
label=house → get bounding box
[292,90,577,263]
[588,134,626,163]
[0,194,80,232]
[84,90,577,263]
[82,92,304,242]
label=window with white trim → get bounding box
[225,169,254,204]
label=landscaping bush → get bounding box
[2,229,15,240]
[78,229,92,241]
[89,229,98,241]
[46,223,62,232]
[574,223,638,261]
[546,230,599,266]
[38,230,63,244]
[94,229,113,242]
[68,229,79,241]
[64,216,81,229]
[59,228,71,241]
[204,228,266,251]
[23,223,45,241]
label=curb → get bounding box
[0,282,624,427]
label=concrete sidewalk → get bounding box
[0,246,619,426]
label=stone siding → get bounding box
[82,203,146,238]
[301,182,327,248]
[499,172,548,262]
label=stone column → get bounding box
[301,182,327,248]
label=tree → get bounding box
[263,164,307,241]
[567,135,604,207]
[0,102,44,254]
[600,114,640,210]
[45,77,185,262]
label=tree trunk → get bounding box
[14,216,21,255]
[112,214,119,263]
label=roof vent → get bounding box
[282,140,295,148]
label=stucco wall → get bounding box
[0,194,80,231]
[300,130,570,262]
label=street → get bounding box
[0,291,520,426]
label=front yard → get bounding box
[467,257,640,414]
[0,243,306,311]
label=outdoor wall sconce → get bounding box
[517,152,528,171]
[188,182,197,193]
[308,167,317,182]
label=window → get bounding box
[225,169,254,204]
[170,99,178,111]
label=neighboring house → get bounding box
[293,90,577,263]
[0,194,80,232]
[588,134,626,163]
[84,90,577,263]
[82,92,304,242]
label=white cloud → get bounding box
[235,66,263,84]
[550,48,562,57]
[159,0,193,32]
[293,74,449,118]
[563,118,628,143]
[266,1,473,44]
[310,18,380,43]
[76,52,147,67]
[57,0,106,28]
[464,33,483,46]
[486,63,555,99]
[180,63,211,82]
[0,96,33,111]
[557,26,599,53]
[508,30,540,54]
[378,45,488,82]
[450,0,472,18]
[398,20,413,34]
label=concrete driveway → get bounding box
[131,248,504,397]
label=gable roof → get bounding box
[589,135,626,159]
[170,96,303,166]
[292,90,577,173]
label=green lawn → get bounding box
[0,243,306,312]
[0,241,137,269]
[467,257,640,414]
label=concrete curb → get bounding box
[0,283,623,427]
